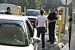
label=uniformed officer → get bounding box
[47,8,57,44]
[68,17,72,50]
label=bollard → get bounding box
[15,6,21,15]
[58,20,61,43]
[57,15,62,43]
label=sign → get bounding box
[61,0,72,5]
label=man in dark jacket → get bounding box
[5,7,12,15]
[47,8,57,44]
[68,17,72,50]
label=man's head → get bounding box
[7,7,11,12]
[40,9,45,15]
[50,8,55,13]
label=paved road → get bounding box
[70,24,75,50]
[37,33,60,50]
[36,25,69,50]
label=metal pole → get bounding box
[64,0,67,33]
[40,0,42,9]
[18,0,19,5]
[16,0,19,5]
[17,0,19,5]
[4,0,7,3]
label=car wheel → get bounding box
[34,43,38,50]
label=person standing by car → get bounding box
[68,17,72,50]
[47,8,57,44]
[5,7,12,15]
[36,9,47,50]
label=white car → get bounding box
[0,14,38,50]
[26,9,40,27]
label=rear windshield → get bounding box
[0,23,28,47]
[26,11,40,16]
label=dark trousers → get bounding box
[69,29,71,50]
[37,27,45,48]
[48,22,55,43]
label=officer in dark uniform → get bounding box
[68,17,72,50]
[47,8,57,44]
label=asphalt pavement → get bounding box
[35,24,69,50]
[37,33,60,50]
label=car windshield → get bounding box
[26,11,40,16]
[0,23,28,46]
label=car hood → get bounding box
[26,16,37,19]
[0,44,34,50]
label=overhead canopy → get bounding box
[57,6,65,10]
[0,3,21,14]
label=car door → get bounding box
[26,20,39,50]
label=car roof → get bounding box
[0,10,6,12]
[0,14,28,21]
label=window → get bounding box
[0,23,28,46]
[26,11,40,16]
